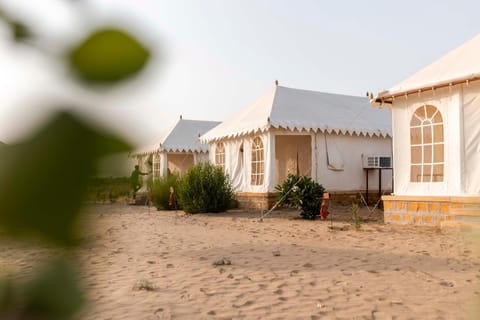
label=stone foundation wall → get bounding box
[382,195,480,225]
[235,192,278,211]
[235,190,390,211]
[329,191,390,206]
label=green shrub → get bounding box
[177,163,233,213]
[275,174,325,220]
[149,174,179,210]
[351,203,362,229]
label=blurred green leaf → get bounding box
[68,27,150,84]
[10,21,31,41]
[0,111,131,245]
[0,258,85,319]
[22,258,85,319]
[0,9,32,42]
[0,278,15,312]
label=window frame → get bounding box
[152,153,161,179]
[410,105,444,183]
[251,137,265,186]
[215,142,226,171]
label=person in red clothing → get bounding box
[320,192,330,220]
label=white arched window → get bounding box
[410,105,444,182]
[215,142,225,171]
[152,153,161,179]
[251,137,264,185]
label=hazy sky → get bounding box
[0,0,479,145]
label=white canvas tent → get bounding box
[131,118,220,179]
[202,85,392,208]
[373,34,480,225]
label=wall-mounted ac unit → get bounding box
[363,155,392,168]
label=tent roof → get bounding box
[376,34,480,102]
[201,85,391,142]
[133,118,221,155]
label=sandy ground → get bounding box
[2,204,480,319]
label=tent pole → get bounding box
[365,168,369,204]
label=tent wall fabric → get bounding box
[167,153,194,176]
[462,81,480,194]
[211,131,273,193]
[313,132,392,192]
[375,34,480,226]
[203,86,393,209]
[389,86,462,197]
[275,135,312,185]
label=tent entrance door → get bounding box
[275,135,312,185]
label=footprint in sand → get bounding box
[439,280,454,287]
[233,300,254,308]
[154,307,171,319]
[274,289,283,295]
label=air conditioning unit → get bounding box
[363,155,392,168]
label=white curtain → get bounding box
[463,85,480,194]
[324,135,344,171]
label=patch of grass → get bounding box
[212,257,231,266]
[86,177,131,203]
[351,203,362,229]
[132,279,156,291]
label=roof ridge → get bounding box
[276,85,366,99]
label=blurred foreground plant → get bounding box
[0,2,151,319]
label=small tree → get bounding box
[275,174,325,220]
[177,163,233,213]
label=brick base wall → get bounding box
[329,191,390,205]
[235,190,390,211]
[382,195,480,226]
[235,193,278,211]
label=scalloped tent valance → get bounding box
[132,118,221,156]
